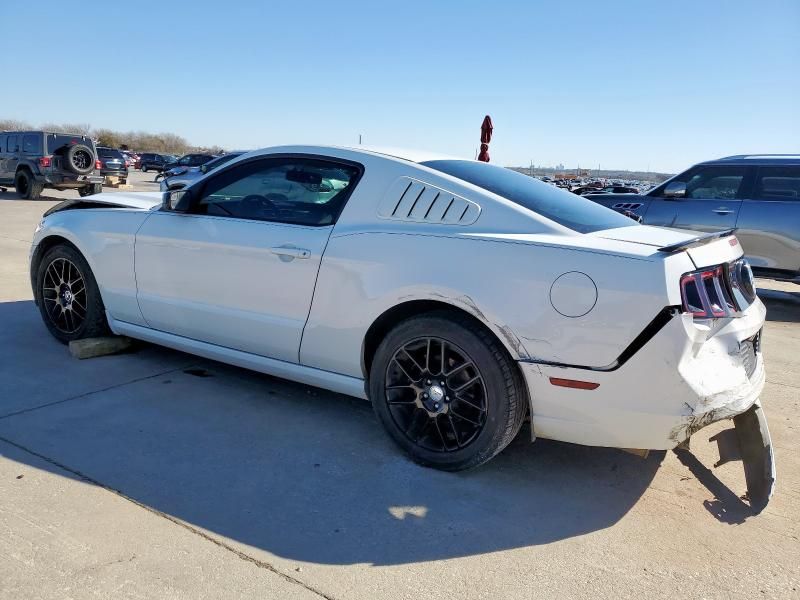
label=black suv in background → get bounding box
[0,131,104,199]
[95,146,129,183]
[139,153,177,172]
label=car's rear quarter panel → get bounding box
[300,231,677,378]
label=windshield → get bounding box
[97,148,123,159]
[421,160,637,233]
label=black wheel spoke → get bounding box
[433,417,448,450]
[452,375,481,392]
[385,336,488,453]
[401,348,425,373]
[447,415,462,449]
[454,393,486,413]
[451,410,481,426]
[425,338,432,371]
[445,359,474,378]
[392,357,418,384]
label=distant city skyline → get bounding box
[2,0,798,173]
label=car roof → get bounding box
[701,154,800,166]
[238,144,466,165]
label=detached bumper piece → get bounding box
[712,401,776,512]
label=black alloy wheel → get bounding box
[36,244,110,343]
[385,337,488,452]
[370,312,527,471]
[41,257,88,334]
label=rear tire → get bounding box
[369,312,528,471]
[15,170,44,200]
[78,183,103,197]
[141,165,148,173]
[36,244,110,344]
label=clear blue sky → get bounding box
[2,0,798,172]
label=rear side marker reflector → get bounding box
[549,377,599,390]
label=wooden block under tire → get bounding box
[69,336,134,360]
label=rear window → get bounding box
[47,134,93,154]
[23,134,42,154]
[421,160,636,233]
[97,147,123,159]
[754,166,800,201]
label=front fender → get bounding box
[31,209,152,326]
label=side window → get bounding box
[684,166,746,200]
[7,135,19,153]
[0,135,6,153]
[178,156,191,165]
[195,157,361,226]
[754,166,800,201]
[22,134,42,154]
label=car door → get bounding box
[0,134,7,182]
[134,154,362,363]
[5,134,20,179]
[734,165,800,273]
[643,165,752,232]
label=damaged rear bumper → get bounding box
[519,298,775,508]
[714,401,776,511]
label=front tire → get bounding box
[36,244,110,343]
[370,312,527,471]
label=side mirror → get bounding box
[200,164,208,174]
[663,181,687,199]
[163,188,191,212]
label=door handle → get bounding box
[271,246,311,260]
[713,207,734,215]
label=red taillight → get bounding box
[95,159,102,170]
[38,156,52,168]
[680,264,737,318]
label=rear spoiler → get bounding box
[657,228,737,253]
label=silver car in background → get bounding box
[159,152,246,191]
[589,155,800,283]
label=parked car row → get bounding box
[159,152,246,191]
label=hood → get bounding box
[82,191,162,210]
[42,192,163,218]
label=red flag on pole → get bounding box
[478,115,493,162]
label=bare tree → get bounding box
[0,118,33,131]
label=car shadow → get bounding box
[0,299,664,566]
[0,187,63,202]
[759,288,800,323]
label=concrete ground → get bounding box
[0,173,798,599]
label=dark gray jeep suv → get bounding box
[0,131,104,199]
[589,155,800,283]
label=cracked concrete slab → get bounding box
[0,440,325,600]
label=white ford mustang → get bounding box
[30,146,775,507]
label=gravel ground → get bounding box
[0,181,798,599]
